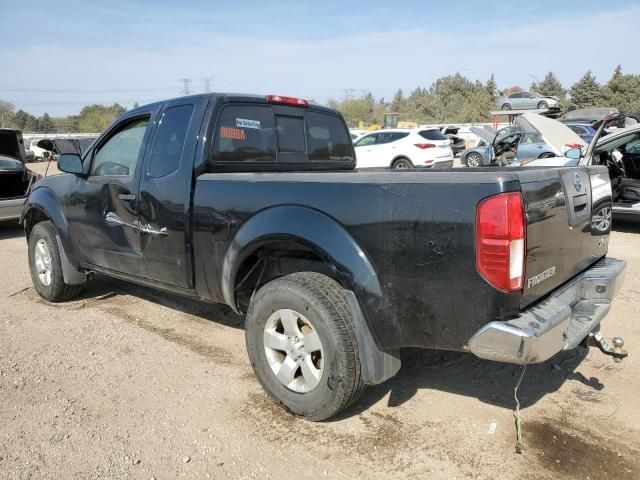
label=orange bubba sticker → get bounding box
[220,127,246,140]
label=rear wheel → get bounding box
[466,152,483,167]
[537,101,548,109]
[392,158,413,169]
[28,221,82,302]
[501,103,511,110]
[245,272,365,421]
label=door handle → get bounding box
[119,193,136,201]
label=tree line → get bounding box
[1,65,639,133]
[0,102,129,134]
[328,65,640,127]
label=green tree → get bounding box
[569,71,603,108]
[390,89,405,112]
[0,100,16,128]
[77,103,126,132]
[429,74,494,123]
[531,71,566,100]
[485,74,498,102]
[39,113,54,133]
[601,65,640,112]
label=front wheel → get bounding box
[501,103,511,110]
[28,221,82,302]
[538,152,556,159]
[537,101,548,109]
[245,272,365,421]
[466,152,483,167]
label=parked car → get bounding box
[23,148,36,163]
[353,128,454,169]
[27,138,54,160]
[510,113,640,223]
[461,125,559,167]
[562,123,598,143]
[561,107,619,125]
[0,129,41,222]
[439,126,466,156]
[496,91,561,111]
[591,123,640,222]
[21,93,627,421]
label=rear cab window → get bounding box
[210,103,353,170]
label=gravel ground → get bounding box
[1,167,640,479]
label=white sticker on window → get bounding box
[236,118,261,129]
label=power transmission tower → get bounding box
[179,78,193,96]
[343,89,355,101]
[202,76,215,93]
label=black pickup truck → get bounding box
[21,93,627,420]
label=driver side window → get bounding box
[91,117,150,176]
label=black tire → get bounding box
[537,101,548,109]
[28,221,82,302]
[538,152,556,159]
[245,272,365,421]
[466,152,483,167]
[501,103,511,110]
[392,157,413,169]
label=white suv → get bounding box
[353,128,454,169]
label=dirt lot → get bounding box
[1,168,640,479]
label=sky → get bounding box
[2,0,640,116]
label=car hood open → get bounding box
[516,113,586,156]
[470,126,497,145]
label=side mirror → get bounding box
[565,148,582,160]
[57,153,84,175]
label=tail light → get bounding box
[266,95,309,107]
[476,192,526,292]
[414,143,436,149]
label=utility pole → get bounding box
[179,78,193,96]
[202,76,215,93]
[343,89,355,101]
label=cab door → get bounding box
[137,99,205,288]
[67,115,152,274]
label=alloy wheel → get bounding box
[34,239,52,286]
[263,309,324,393]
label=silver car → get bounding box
[496,91,561,111]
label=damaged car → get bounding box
[0,129,41,222]
[461,124,561,167]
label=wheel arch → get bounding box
[391,155,412,167]
[223,205,400,384]
[21,187,81,275]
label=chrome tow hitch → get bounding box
[584,332,628,362]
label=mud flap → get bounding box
[344,291,401,385]
[55,235,86,285]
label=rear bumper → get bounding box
[467,257,626,365]
[428,159,454,169]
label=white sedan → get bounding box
[354,128,454,169]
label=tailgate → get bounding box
[518,165,612,308]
